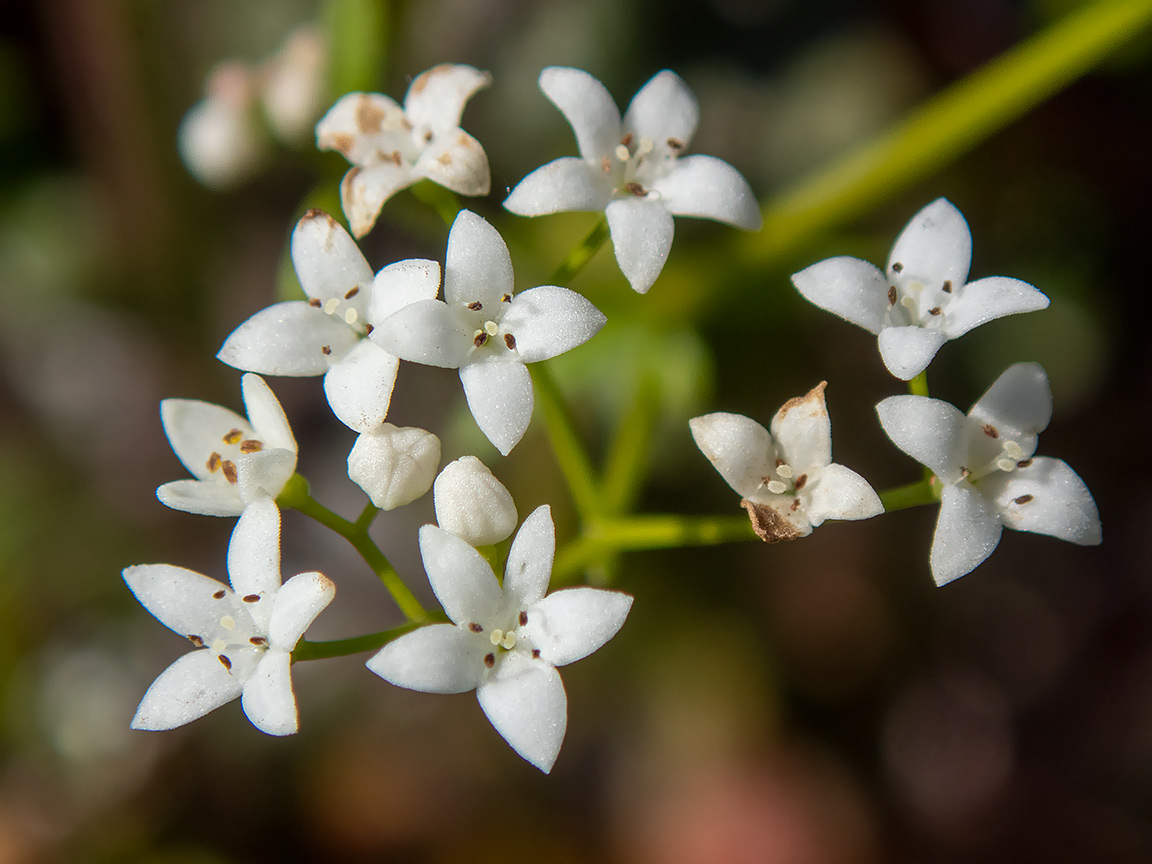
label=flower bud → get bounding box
[433,456,517,546]
[348,424,440,510]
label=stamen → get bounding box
[484,320,499,336]
[187,635,204,647]
[309,298,322,308]
[1017,458,1033,469]
[250,636,266,645]
[790,499,801,511]
[321,345,332,355]
[766,480,788,495]
[929,306,942,316]
[484,653,495,668]
[220,615,236,630]
[473,331,487,348]
[501,293,512,303]
[344,286,360,299]
[364,323,374,335]
[901,296,918,312]
[213,590,226,599]
[323,298,340,315]
[490,629,504,646]
[466,301,483,311]
[219,655,232,671]
[242,594,260,603]
[207,452,222,473]
[887,286,897,306]
[519,611,528,626]
[532,649,541,659]
[639,137,654,154]
[892,262,904,273]
[793,474,807,490]
[504,333,517,350]
[211,638,226,653]
[221,460,238,484]
[624,182,647,196]
[1014,494,1034,504]
[600,155,611,173]
[620,133,633,147]
[1002,441,1024,459]
[344,308,358,325]
[501,631,517,650]
[223,429,243,445]
[666,137,684,150]
[239,440,263,453]
[469,622,483,633]
[776,464,794,479]
[615,144,630,161]
[982,424,999,439]
[996,458,1017,472]
[942,280,953,293]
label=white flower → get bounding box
[260,25,327,144]
[217,209,440,432]
[347,423,441,510]
[178,62,267,188]
[125,499,334,735]
[690,383,883,542]
[316,64,492,237]
[791,198,1050,380]
[433,456,517,546]
[876,362,1101,585]
[157,373,297,517]
[504,67,761,294]
[367,505,632,772]
[373,210,606,455]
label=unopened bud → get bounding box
[348,424,441,510]
[433,456,517,546]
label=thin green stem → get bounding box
[600,375,660,516]
[907,371,929,398]
[355,502,381,532]
[550,218,609,286]
[879,478,940,512]
[530,362,602,521]
[294,621,424,662]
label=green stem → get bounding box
[410,179,461,227]
[550,218,609,286]
[907,371,929,398]
[879,478,940,512]
[529,363,602,521]
[599,375,660,516]
[294,621,424,662]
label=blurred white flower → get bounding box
[433,455,517,546]
[504,67,761,294]
[348,423,441,510]
[261,25,328,143]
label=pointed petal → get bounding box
[982,456,1101,545]
[235,447,297,505]
[770,382,831,472]
[124,564,251,641]
[931,483,1004,585]
[240,374,296,453]
[226,498,281,623]
[323,339,400,432]
[367,623,486,694]
[688,412,774,499]
[444,210,514,308]
[501,285,606,363]
[522,587,632,667]
[942,276,1049,338]
[459,360,534,455]
[504,157,609,216]
[414,129,490,197]
[790,256,888,334]
[876,395,967,483]
[340,162,417,238]
[404,64,492,131]
[539,66,621,162]
[623,70,698,152]
[477,652,567,773]
[418,525,503,626]
[370,259,442,324]
[131,650,245,731]
[605,198,674,294]
[156,480,244,517]
[372,298,469,368]
[241,650,298,735]
[503,505,555,610]
[888,198,971,286]
[217,301,358,375]
[160,398,251,480]
[650,155,760,229]
[316,91,405,165]
[877,325,949,380]
[969,362,1052,444]
[291,209,373,303]
[268,571,335,650]
[804,463,883,526]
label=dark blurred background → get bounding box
[1,0,1150,861]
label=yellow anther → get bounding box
[323,298,340,315]
[220,615,236,630]
[614,144,630,161]
[484,320,499,336]
[996,458,1017,472]
[639,137,654,153]
[1002,441,1024,459]
[501,631,518,650]
[211,638,227,653]
[344,307,358,325]
[766,480,788,495]
[776,464,794,479]
[490,629,504,646]
[901,296,918,312]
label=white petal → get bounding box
[770,382,831,472]
[433,456,517,546]
[477,652,567,773]
[217,301,358,375]
[226,498,282,615]
[241,650,298,735]
[240,374,296,453]
[235,447,297,505]
[501,285,606,363]
[605,198,674,294]
[340,162,418,238]
[969,362,1052,443]
[877,326,949,380]
[160,398,251,480]
[403,64,492,131]
[931,484,1004,586]
[373,299,470,368]
[539,66,621,162]
[367,624,486,694]
[459,360,534,456]
[418,525,504,626]
[942,276,1050,339]
[323,339,400,432]
[689,412,775,499]
[887,198,971,286]
[291,209,374,303]
[522,587,632,667]
[370,258,442,324]
[650,155,760,230]
[444,210,514,308]
[131,650,246,731]
[622,70,698,153]
[876,395,967,483]
[124,564,250,641]
[504,157,609,216]
[982,457,1101,545]
[316,91,405,165]
[804,463,883,526]
[267,571,335,650]
[790,256,888,334]
[348,423,441,511]
[156,480,244,517]
[503,505,555,610]
[414,128,490,197]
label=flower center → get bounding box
[963,429,1028,484]
[759,459,810,505]
[603,133,678,199]
[206,426,266,486]
[460,295,518,358]
[469,610,538,670]
[308,287,373,360]
[884,266,955,330]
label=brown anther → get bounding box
[1014,494,1034,504]
[207,452,222,473]
[624,181,647,196]
[484,653,495,669]
[775,457,786,467]
[982,424,999,439]
[620,133,634,147]
[474,332,488,348]
[469,623,483,633]
[929,306,942,316]
[364,323,374,335]
[501,293,512,303]
[188,634,204,647]
[942,280,953,293]
[791,499,801,512]
[309,298,323,308]
[667,137,684,150]
[321,345,332,355]
[887,286,897,306]
[345,286,360,299]
[242,594,260,603]
[960,467,971,480]
[424,130,434,143]
[892,262,904,273]
[223,429,243,445]
[793,474,808,490]
[1017,458,1033,469]
[239,440,264,453]
[389,150,402,165]
[504,333,517,350]
[219,654,232,671]
[467,301,483,311]
[532,649,541,659]
[601,155,611,173]
[250,636,266,645]
[213,590,226,599]
[519,611,528,626]
[760,475,772,486]
[221,460,238,485]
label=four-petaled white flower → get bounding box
[690,383,883,542]
[158,373,297,517]
[125,499,334,735]
[317,63,492,237]
[373,209,606,455]
[367,505,632,773]
[877,362,1101,585]
[504,67,762,294]
[791,198,1050,380]
[217,209,440,432]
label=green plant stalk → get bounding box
[599,375,661,516]
[879,478,940,512]
[907,370,929,398]
[550,218,610,286]
[530,362,602,521]
[294,621,423,662]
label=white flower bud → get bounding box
[433,456,517,546]
[348,424,441,511]
[178,62,267,189]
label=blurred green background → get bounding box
[1,0,1150,861]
